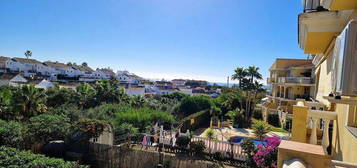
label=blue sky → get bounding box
[0,0,305,83]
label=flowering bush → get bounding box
[253,137,281,168]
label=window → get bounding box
[346,105,357,138]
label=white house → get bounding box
[172,79,187,88]
[43,61,79,77]
[0,56,10,72]
[35,79,55,90]
[9,74,28,87]
[116,70,142,84]
[12,58,44,77]
[96,68,115,79]
[125,87,146,96]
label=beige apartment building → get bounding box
[277,0,357,167]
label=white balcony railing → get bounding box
[278,77,313,84]
[307,110,337,154]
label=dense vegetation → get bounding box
[0,146,87,168]
[0,65,267,167]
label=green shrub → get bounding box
[0,146,88,168]
[0,120,23,148]
[114,123,139,144]
[28,114,71,144]
[253,108,263,120]
[179,110,210,132]
[163,159,172,168]
[72,118,109,142]
[252,120,271,140]
[114,107,174,131]
[212,152,224,161]
[267,114,280,127]
[240,138,257,167]
[86,103,124,121]
[48,103,84,123]
[176,95,214,117]
[190,141,206,155]
[176,136,191,149]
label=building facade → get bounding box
[277,0,357,167]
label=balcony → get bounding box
[321,0,357,11]
[277,77,313,85]
[302,0,322,13]
[298,10,348,54]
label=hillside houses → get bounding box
[0,56,124,82]
[0,56,222,98]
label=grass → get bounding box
[252,119,289,134]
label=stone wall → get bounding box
[86,143,219,168]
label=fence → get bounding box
[191,136,246,161]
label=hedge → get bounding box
[179,110,210,132]
[0,146,88,168]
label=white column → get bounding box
[309,118,318,145]
[322,119,330,153]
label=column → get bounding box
[309,118,318,145]
[291,105,309,143]
[322,119,330,153]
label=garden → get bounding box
[0,66,283,168]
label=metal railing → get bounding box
[278,77,313,84]
[302,0,321,13]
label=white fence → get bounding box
[191,136,246,161]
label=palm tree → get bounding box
[76,82,96,109]
[95,80,128,104]
[130,95,146,108]
[246,66,262,83]
[14,85,47,120]
[24,50,32,59]
[205,128,215,154]
[231,67,248,88]
[0,89,12,120]
[252,121,271,141]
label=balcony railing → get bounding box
[307,110,337,154]
[278,77,313,84]
[302,0,321,13]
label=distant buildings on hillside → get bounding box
[0,56,222,97]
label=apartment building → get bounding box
[277,0,357,167]
[263,58,317,125]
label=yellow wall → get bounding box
[278,140,331,168]
[315,46,357,164]
[331,104,357,163]
[291,105,308,143]
[330,0,357,11]
[305,32,339,54]
[315,52,333,106]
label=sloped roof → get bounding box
[36,79,54,88]
[10,74,28,83]
[97,68,115,76]
[0,56,10,63]
[13,57,42,64]
[73,65,93,72]
[44,61,72,69]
